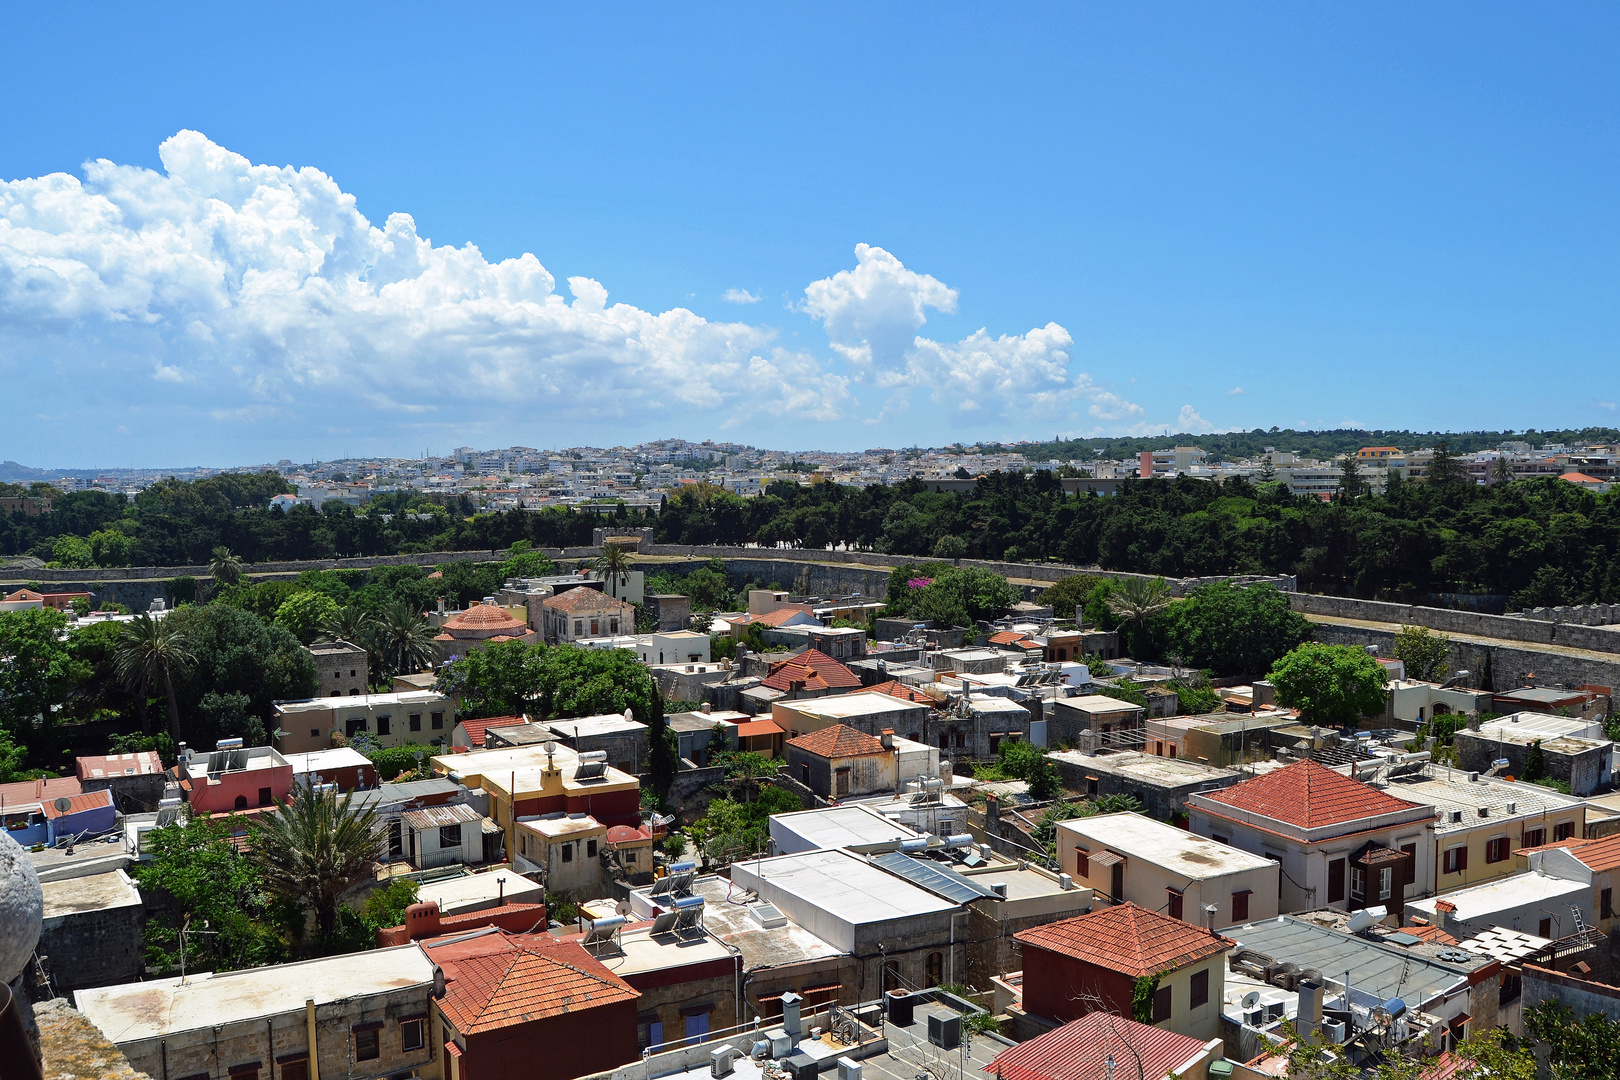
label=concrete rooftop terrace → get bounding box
[74,944,434,1043]
[1059,812,1277,877]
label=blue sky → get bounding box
[1,5,1616,466]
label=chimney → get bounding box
[881,729,895,750]
[701,702,711,713]
[781,991,804,1039]
[405,901,443,940]
[1296,980,1324,1043]
[1434,899,1456,931]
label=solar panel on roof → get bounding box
[871,852,1001,903]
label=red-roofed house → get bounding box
[1187,760,1437,915]
[1527,833,1620,937]
[423,928,640,1080]
[986,1013,1224,1080]
[451,714,528,752]
[1014,903,1234,1041]
[540,586,635,645]
[761,649,863,699]
[867,679,938,705]
[785,724,893,800]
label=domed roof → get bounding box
[443,602,527,633]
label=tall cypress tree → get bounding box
[646,687,680,807]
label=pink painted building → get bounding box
[175,742,294,815]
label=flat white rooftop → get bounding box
[276,689,448,714]
[74,944,433,1042]
[690,876,844,968]
[1055,694,1144,714]
[1058,812,1276,877]
[41,869,142,918]
[283,746,372,773]
[1408,872,1587,924]
[782,694,923,720]
[415,869,543,913]
[770,804,922,851]
[547,714,645,738]
[732,848,958,923]
[1475,713,1605,742]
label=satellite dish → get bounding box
[1347,910,1376,934]
[616,899,632,916]
[1241,991,1260,1009]
[53,797,73,813]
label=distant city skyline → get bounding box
[3,7,1616,464]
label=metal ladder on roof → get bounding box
[1572,904,1593,939]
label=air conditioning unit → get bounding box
[1243,1007,1265,1027]
[928,1013,962,1050]
[1323,1019,1348,1044]
[837,1058,863,1080]
[711,1047,739,1078]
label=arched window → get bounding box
[926,952,944,987]
[233,795,248,810]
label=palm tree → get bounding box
[115,614,195,740]
[377,601,437,676]
[1104,576,1175,652]
[593,543,633,599]
[254,784,384,943]
[210,546,244,587]
[321,604,383,687]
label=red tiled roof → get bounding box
[76,750,164,780]
[868,680,936,704]
[787,723,888,759]
[543,587,632,614]
[1014,903,1233,979]
[1402,921,1460,946]
[3,589,44,602]
[1197,760,1427,831]
[1560,472,1605,484]
[988,631,1028,646]
[1421,1051,1469,1080]
[457,715,527,746]
[985,1014,1209,1080]
[432,936,637,1034]
[0,775,82,808]
[605,825,652,845]
[42,788,114,819]
[753,605,818,627]
[442,603,527,632]
[736,719,784,738]
[761,649,862,693]
[1566,834,1620,873]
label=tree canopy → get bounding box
[1268,643,1390,726]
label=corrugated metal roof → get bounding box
[404,803,484,830]
[871,852,999,903]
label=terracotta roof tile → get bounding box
[868,680,937,704]
[1567,834,1620,873]
[0,775,82,808]
[1197,760,1427,830]
[986,1014,1209,1080]
[442,603,527,632]
[1402,921,1460,946]
[42,788,114,819]
[787,723,889,759]
[1014,902,1233,979]
[988,631,1028,646]
[434,937,637,1034]
[761,649,862,693]
[543,587,633,614]
[754,605,818,627]
[457,715,527,747]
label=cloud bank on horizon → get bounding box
[0,132,1212,459]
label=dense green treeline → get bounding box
[10,465,1620,607]
[654,472,1620,606]
[0,474,619,565]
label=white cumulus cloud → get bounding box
[722,288,761,304]
[801,244,1131,424]
[1226,386,1246,396]
[0,131,851,450]
[1177,405,1214,433]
